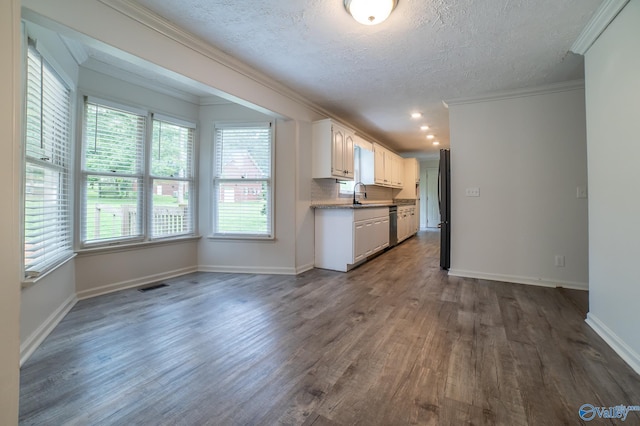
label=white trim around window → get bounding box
[78,96,197,248]
[22,39,75,280]
[211,122,274,240]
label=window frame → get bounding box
[211,121,275,240]
[148,114,196,240]
[22,38,75,281]
[78,96,197,249]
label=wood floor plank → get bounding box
[19,230,640,425]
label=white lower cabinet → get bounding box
[315,207,389,272]
[397,205,418,243]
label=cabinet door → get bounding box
[344,133,354,179]
[384,151,392,185]
[372,218,383,253]
[395,156,404,187]
[374,147,385,184]
[332,126,345,178]
[354,220,367,262]
[411,208,417,233]
[380,216,390,249]
[364,220,374,256]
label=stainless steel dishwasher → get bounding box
[388,206,398,247]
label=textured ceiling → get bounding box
[124,0,601,156]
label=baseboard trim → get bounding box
[77,266,198,300]
[586,313,640,375]
[295,263,315,274]
[20,293,78,366]
[448,269,588,290]
[198,264,298,275]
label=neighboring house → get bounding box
[219,151,265,203]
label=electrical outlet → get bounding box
[465,187,480,197]
[576,186,587,199]
[555,255,565,267]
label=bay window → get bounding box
[81,99,195,246]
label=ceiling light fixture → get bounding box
[426,134,435,139]
[433,141,440,146]
[410,112,422,119]
[344,0,399,26]
[420,125,429,131]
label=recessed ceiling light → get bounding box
[433,141,440,146]
[411,112,422,119]
[426,134,435,139]
[420,125,429,131]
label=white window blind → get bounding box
[151,118,194,238]
[82,101,145,244]
[213,123,273,238]
[23,43,73,278]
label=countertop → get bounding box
[311,203,396,209]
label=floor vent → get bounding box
[138,283,168,292]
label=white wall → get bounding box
[75,241,198,298]
[20,261,76,364]
[583,0,640,374]
[448,85,589,289]
[294,121,315,272]
[0,0,21,421]
[197,102,299,273]
[78,67,200,121]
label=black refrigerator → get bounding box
[438,149,451,270]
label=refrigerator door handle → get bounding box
[437,164,442,216]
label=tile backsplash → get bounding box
[311,179,395,205]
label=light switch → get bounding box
[465,187,480,197]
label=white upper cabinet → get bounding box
[312,119,355,180]
[361,142,406,188]
[395,158,420,199]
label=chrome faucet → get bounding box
[353,182,367,205]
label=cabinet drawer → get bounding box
[354,207,388,221]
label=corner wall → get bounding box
[583,0,640,374]
[19,19,80,367]
[197,104,298,274]
[0,0,21,421]
[448,85,589,290]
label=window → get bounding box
[23,42,73,278]
[81,99,195,246]
[213,123,273,238]
[339,146,362,196]
[151,116,195,238]
[82,100,145,244]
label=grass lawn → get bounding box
[217,201,267,234]
[85,189,267,239]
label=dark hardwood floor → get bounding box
[20,231,640,425]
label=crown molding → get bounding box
[96,0,394,147]
[444,80,585,107]
[81,57,202,105]
[96,1,326,114]
[571,0,629,55]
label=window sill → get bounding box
[207,234,275,242]
[21,253,77,289]
[76,235,202,257]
